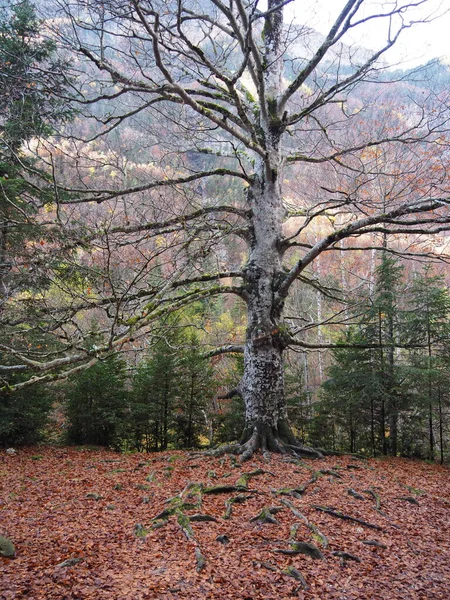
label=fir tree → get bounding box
[0,0,71,300]
[65,352,127,448]
[130,335,180,451]
[404,266,450,461]
[175,332,215,449]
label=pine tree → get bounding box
[65,352,127,448]
[319,254,408,456]
[0,378,53,446]
[175,332,216,449]
[0,0,71,300]
[404,266,450,461]
[362,254,406,455]
[130,336,180,451]
[319,329,381,454]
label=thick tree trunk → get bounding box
[236,167,321,459]
[219,0,323,459]
[239,171,291,457]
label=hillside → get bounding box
[1,448,449,599]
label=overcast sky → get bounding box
[286,0,450,68]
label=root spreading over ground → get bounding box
[1,448,450,599]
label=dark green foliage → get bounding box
[317,259,450,461]
[0,0,72,299]
[65,353,127,448]
[318,329,386,454]
[214,393,245,444]
[129,336,180,451]
[0,329,59,446]
[402,267,450,461]
[128,327,217,451]
[0,0,71,150]
[317,255,408,456]
[175,333,216,448]
[213,355,245,444]
[0,380,53,446]
[285,363,311,441]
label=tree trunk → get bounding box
[438,390,444,465]
[226,0,324,460]
[378,312,388,455]
[370,396,376,457]
[427,329,434,461]
[236,163,321,458]
[429,401,435,462]
[239,171,294,457]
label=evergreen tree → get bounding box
[129,335,180,452]
[175,332,215,448]
[404,266,450,461]
[65,352,127,448]
[0,0,71,300]
[319,329,382,454]
[213,354,245,445]
[285,361,311,444]
[361,254,407,455]
[0,378,53,446]
[319,254,408,456]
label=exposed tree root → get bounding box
[281,498,329,548]
[224,494,252,519]
[282,566,309,590]
[313,505,383,531]
[204,422,324,461]
[395,496,419,505]
[275,541,324,559]
[253,561,309,591]
[332,550,361,566]
[204,484,249,494]
[253,560,277,572]
[348,488,365,500]
[148,456,401,583]
[362,540,387,549]
[364,488,382,510]
[250,506,282,524]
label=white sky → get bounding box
[285,0,450,69]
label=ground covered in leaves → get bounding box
[1,448,449,599]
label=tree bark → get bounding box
[239,171,294,456]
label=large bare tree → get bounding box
[2,0,450,458]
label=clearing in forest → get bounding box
[1,448,449,599]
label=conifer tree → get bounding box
[130,335,180,451]
[0,0,71,300]
[175,332,216,448]
[65,351,127,447]
[320,254,408,455]
[404,266,450,461]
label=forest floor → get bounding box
[1,447,449,600]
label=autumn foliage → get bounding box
[1,447,449,599]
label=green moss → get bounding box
[267,97,277,117]
[133,523,148,537]
[168,454,183,463]
[235,473,250,488]
[176,509,194,538]
[126,315,140,326]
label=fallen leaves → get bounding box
[1,448,449,599]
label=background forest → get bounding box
[1,0,450,462]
